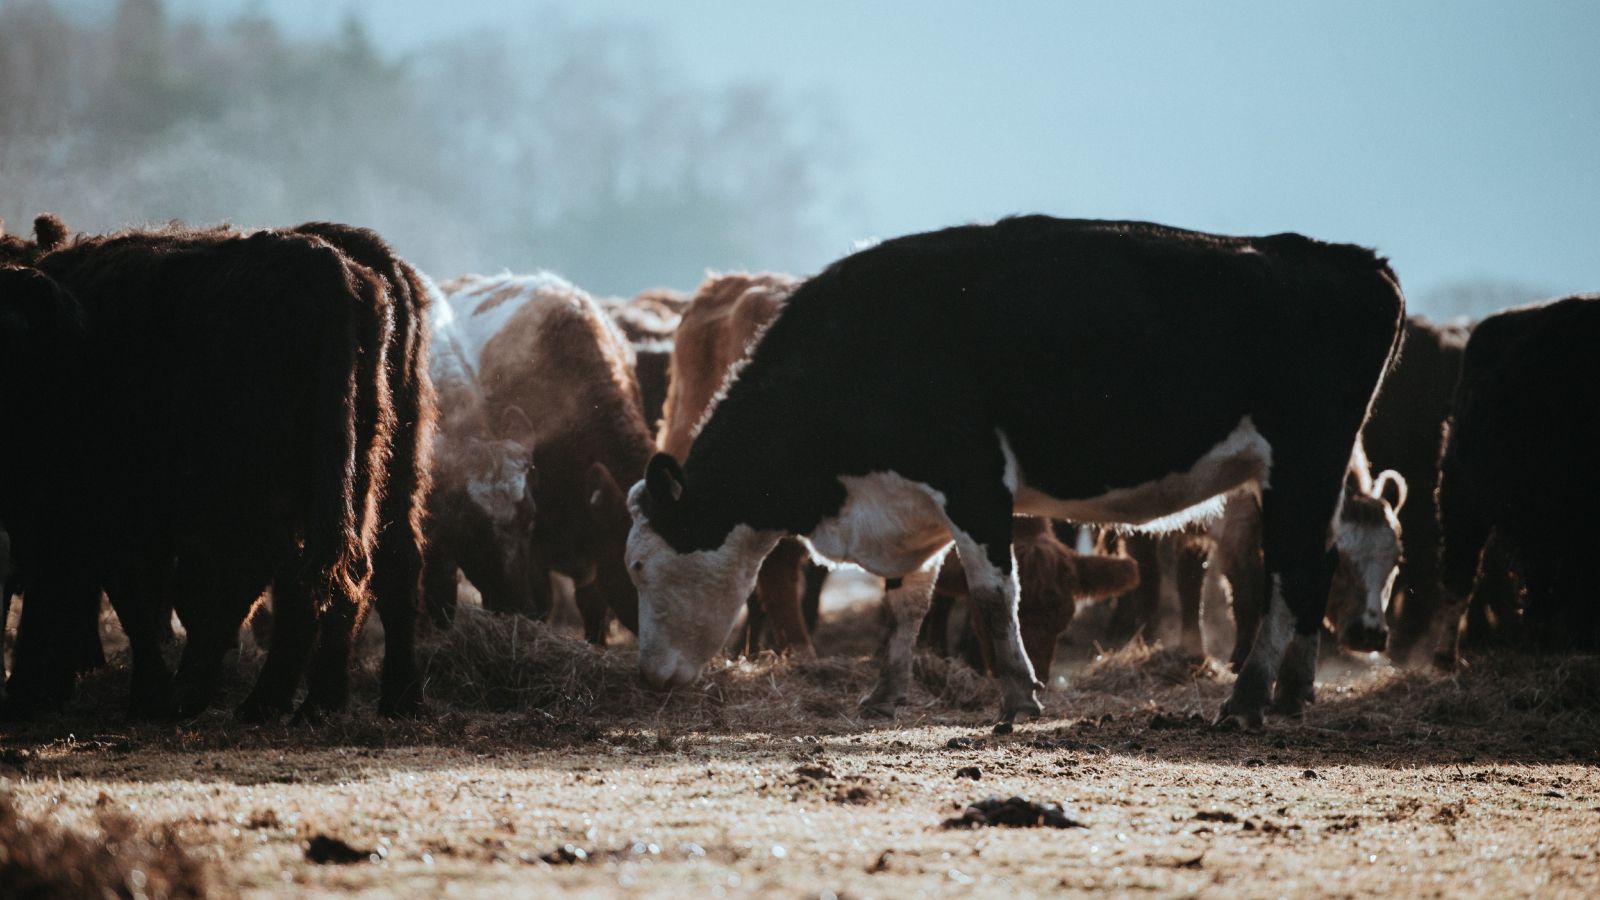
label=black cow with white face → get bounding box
[626,216,1403,729]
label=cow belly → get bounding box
[1011,416,1272,531]
[803,472,954,577]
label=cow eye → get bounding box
[631,560,644,574]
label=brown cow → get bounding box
[0,217,397,720]
[442,273,655,644]
[927,517,1140,679]
[597,287,689,438]
[657,272,821,657]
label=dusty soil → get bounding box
[2,584,1597,898]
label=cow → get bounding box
[1434,294,1600,668]
[440,273,655,645]
[625,216,1403,729]
[0,217,398,721]
[927,516,1141,681]
[1361,315,1470,661]
[597,287,688,441]
[657,272,822,657]
[421,274,547,626]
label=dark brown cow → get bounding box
[1361,316,1469,661]
[657,272,820,657]
[598,287,688,438]
[1434,294,1600,667]
[0,217,396,720]
[927,517,1140,679]
[443,273,655,644]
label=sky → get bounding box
[138,1,1600,305]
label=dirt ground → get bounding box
[2,579,1597,899]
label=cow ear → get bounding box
[644,453,686,506]
[586,462,625,524]
[499,405,534,441]
[32,214,68,251]
[1374,469,1408,514]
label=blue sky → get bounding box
[157,0,1600,307]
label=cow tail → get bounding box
[304,251,393,613]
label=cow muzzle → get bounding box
[639,651,701,691]
[1341,622,1389,654]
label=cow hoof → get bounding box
[1214,697,1266,732]
[1269,698,1308,720]
[992,720,1014,736]
[290,702,330,726]
[1000,693,1044,722]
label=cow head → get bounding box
[1327,470,1407,653]
[451,434,550,617]
[627,453,779,689]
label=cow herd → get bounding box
[0,212,1593,732]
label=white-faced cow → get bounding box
[444,273,656,644]
[657,272,826,657]
[627,216,1403,729]
[1361,315,1469,661]
[1434,294,1600,667]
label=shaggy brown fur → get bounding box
[462,274,657,643]
[931,517,1141,678]
[0,217,396,721]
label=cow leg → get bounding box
[1432,454,1491,672]
[800,561,826,633]
[946,515,1042,724]
[575,579,613,646]
[1219,472,1339,730]
[739,592,764,656]
[755,537,816,658]
[371,519,424,717]
[170,547,277,718]
[1175,539,1207,657]
[236,564,316,723]
[1213,492,1266,673]
[1106,533,1161,646]
[294,584,368,722]
[105,562,177,720]
[922,592,955,657]
[860,565,939,717]
[421,539,459,630]
[2,574,97,719]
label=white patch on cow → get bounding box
[626,483,781,690]
[996,429,1020,495]
[437,271,578,378]
[801,472,955,578]
[1013,416,1272,533]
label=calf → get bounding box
[445,273,656,644]
[657,272,821,657]
[626,216,1402,729]
[1434,294,1600,666]
[0,220,394,720]
[930,517,1140,682]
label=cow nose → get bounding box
[639,653,696,691]
[1344,624,1389,653]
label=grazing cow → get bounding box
[444,273,655,644]
[626,216,1402,729]
[1105,443,1406,670]
[421,276,546,625]
[928,517,1141,679]
[1362,315,1470,661]
[597,287,688,436]
[0,218,395,721]
[1434,295,1600,666]
[657,272,822,657]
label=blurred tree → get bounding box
[0,1,855,294]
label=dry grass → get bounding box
[2,587,1598,897]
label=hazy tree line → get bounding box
[0,0,854,294]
